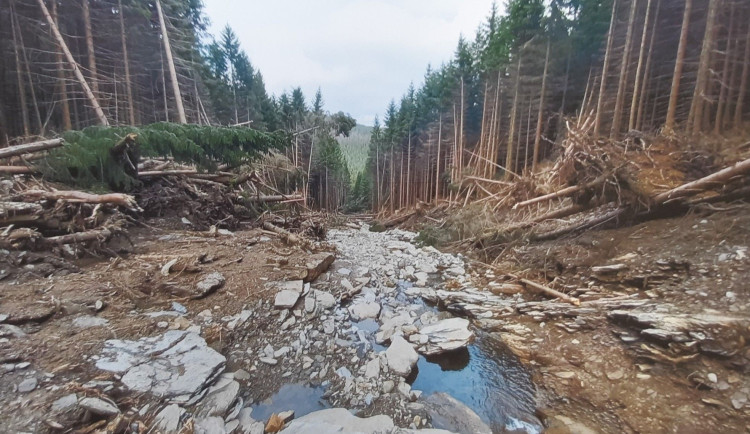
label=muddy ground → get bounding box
[1,204,749,433]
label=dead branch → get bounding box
[22,189,141,211]
[653,156,750,204]
[512,172,611,209]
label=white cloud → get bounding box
[202,0,496,126]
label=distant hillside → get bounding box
[337,124,372,178]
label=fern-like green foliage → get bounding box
[36,122,289,191]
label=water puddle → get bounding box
[409,334,542,433]
[250,383,328,422]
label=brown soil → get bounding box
[471,204,750,433]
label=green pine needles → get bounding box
[36,123,289,191]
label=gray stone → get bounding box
[382,380,395,394]
[153,404,185,433]
[273,280,304,293]
[423,392,491,434]
[79,397,120,416]
[51,393,78,412]
[364,358,380,379]
[17,377,37,393]
[72,315,109,329]
[196,376,240,417]
[385,335,419,376]
[96,331,226,400]
[0,324,26,338]
[196,272,225,298]
[348,302,381,321]
[304,253,335,283]
[275,290,300,309]
[172,302,188,314]
[233,369,251,381]
[260,357,278,365]
[281,408,394,434]
[336,366,352,379]
[314,290,336,310]
[418,318,474,355]
[323,318,335,335]
[195,416,227,434]
[397,381,412,398]
[237,408,264,434]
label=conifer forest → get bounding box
[0,1,749,433]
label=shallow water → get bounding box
[250,383,328,422]
[409,334,542,433]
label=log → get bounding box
[0,166,35,174]
[44,227,112,245]
[0,138,63,159]
[382,210,417,228]
[245,195,304,203]
[531,207,626,241]
[512,172,610,209]
[517,277,581,306]
[139,169,198,177]
[22,190,141,211]
[262,221,311,248]
[653,157,750,204]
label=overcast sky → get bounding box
[202,0,497,126]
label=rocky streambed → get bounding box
[1,224,543,433]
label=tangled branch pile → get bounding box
[461,117,750,252]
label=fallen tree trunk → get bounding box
[653,156,750,204]
[0,166,36,174]
[0,138,64,160]
[531,207,626,241]
[22,190,141,211]
[263,221,311,248]
[43,227,113,245]
[382,210,417,228]
[512,172,610,209]
[517,277,581,306]
[245,194,304,203]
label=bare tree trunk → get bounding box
[155,0,187,124]
[630,0,653,131]
[734,18,750,129]
[159,39,169,122]
[81,0,99,98]
[12,0,43,135]
[10,1,30,137]
[594,0,618,136]
[51,0,72,131]
[435,115,442,203]
[118,0,136,125]
[36,0,108,125]
[532,39,550,172]
[612,0,638,138]
[458,77,465,181]
[636,0,661,130]
[506,56,522,179]
[714,2,735,135]
[665,0,692,133]
[688,0,719,136]
[406,130,412,208]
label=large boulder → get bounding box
[385,335,419,376]
[348,302,381,321]
[418,318,474,355]
[304,253,335,282]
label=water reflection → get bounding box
[250,383,328,422]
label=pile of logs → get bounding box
[469,119,750,249]
[0,137,307,250]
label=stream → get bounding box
[251,226,541,433]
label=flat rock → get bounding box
[51,393,78,412]
[79,397,120,416]
[96,331,226,400]
[17,377,37,393]
[281,408,394,433]
[348,302,381,321]
[196,376,240,417]
[364,358,380,378]
[418,318,474,355]
[423,392,491,434]
[195,416,226,434]
[195,272,225,298]
[72,315,109,329]
[153,404,186,433]
[273,280,304,293]
[304,253,335,282]
[275,290,300,309]
[385,335,419,376]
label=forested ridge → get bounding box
[358,0,750,214]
